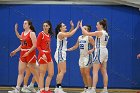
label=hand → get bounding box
[70,20,74,27]
[80,20,83,28]
[76,21,80,29]
[10,51,16,57]
[137,54,140,59]
[42,54,47,60]
[88,49,93,54]
[15,23,18,31]
[22,52,29,57]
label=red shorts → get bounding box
[38,51,52,64]
[20,49,36,63]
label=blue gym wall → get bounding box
[0,4,140,89]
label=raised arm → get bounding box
[15,23,21,39]
[69,20,74,32]
[80,20,102,37]
[59,21,80,38]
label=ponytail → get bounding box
[55,22,62,39]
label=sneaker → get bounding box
[100,89,108,93]
[87,88,96,93]
[36,89,40,93]
[81,88,87,93]
[54,88,67,93]
[8,87,20,93]
[54,88,58,93]
[58,88,67,93]
[21,86,31,92]
[28,85,36,92]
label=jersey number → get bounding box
[22,41,28,46]
[79,44,84,49]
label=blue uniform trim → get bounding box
[58,40,64,63]
[93,38,101,64]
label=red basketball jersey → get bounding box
[37,31,51,54]
[21,31,33,49]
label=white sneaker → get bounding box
[36,89,40,93]
[21,86,31,92]
[87,88,96,93]
[28,85,36,92]
[54,88,67,93]
[54,88,59,93]
[100,89,108,93]
[81,88,87,93]
[8,87,20,93]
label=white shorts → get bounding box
[93,48,108,64]
[79,54,93,68]
[54,50,66,64]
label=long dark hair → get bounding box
[99,18,108,33]
[43,20,54,37]
[55,22,62,39]
[86,25,92,32]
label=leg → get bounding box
[28,63,39,86]
[45,62,54,90]
[92,63,100,88]
[8,61,27,93]
[54,62,67,93]
[30,64,39,85]
[28,76,37,92]
[100,62,108,90]
[17,61,27,87]
[84,67,92,88]
[80,68,88,87]
[56,61,66,85]
[39,64,47,90]
[21,67,32,92]
[28,65,39,92]
[23,67,31,86]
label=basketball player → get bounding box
[67,25,95,93]
[54,20,80,93]
[8,20,39,93]
[37,20,54,93]
[80,19,109,93]
[14,23,38,92]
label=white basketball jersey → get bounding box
[56,32,67,51]
[79,35,91,55]
[95,30,109,48]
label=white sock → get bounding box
[40,88,44,91]
[45,87,49,91]
[92,87,96,90]
[23,85,27,88]
[104,87,107,90]
[29,82,34,87]
[88,87,92,89]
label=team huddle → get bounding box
[8,19,109,93]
